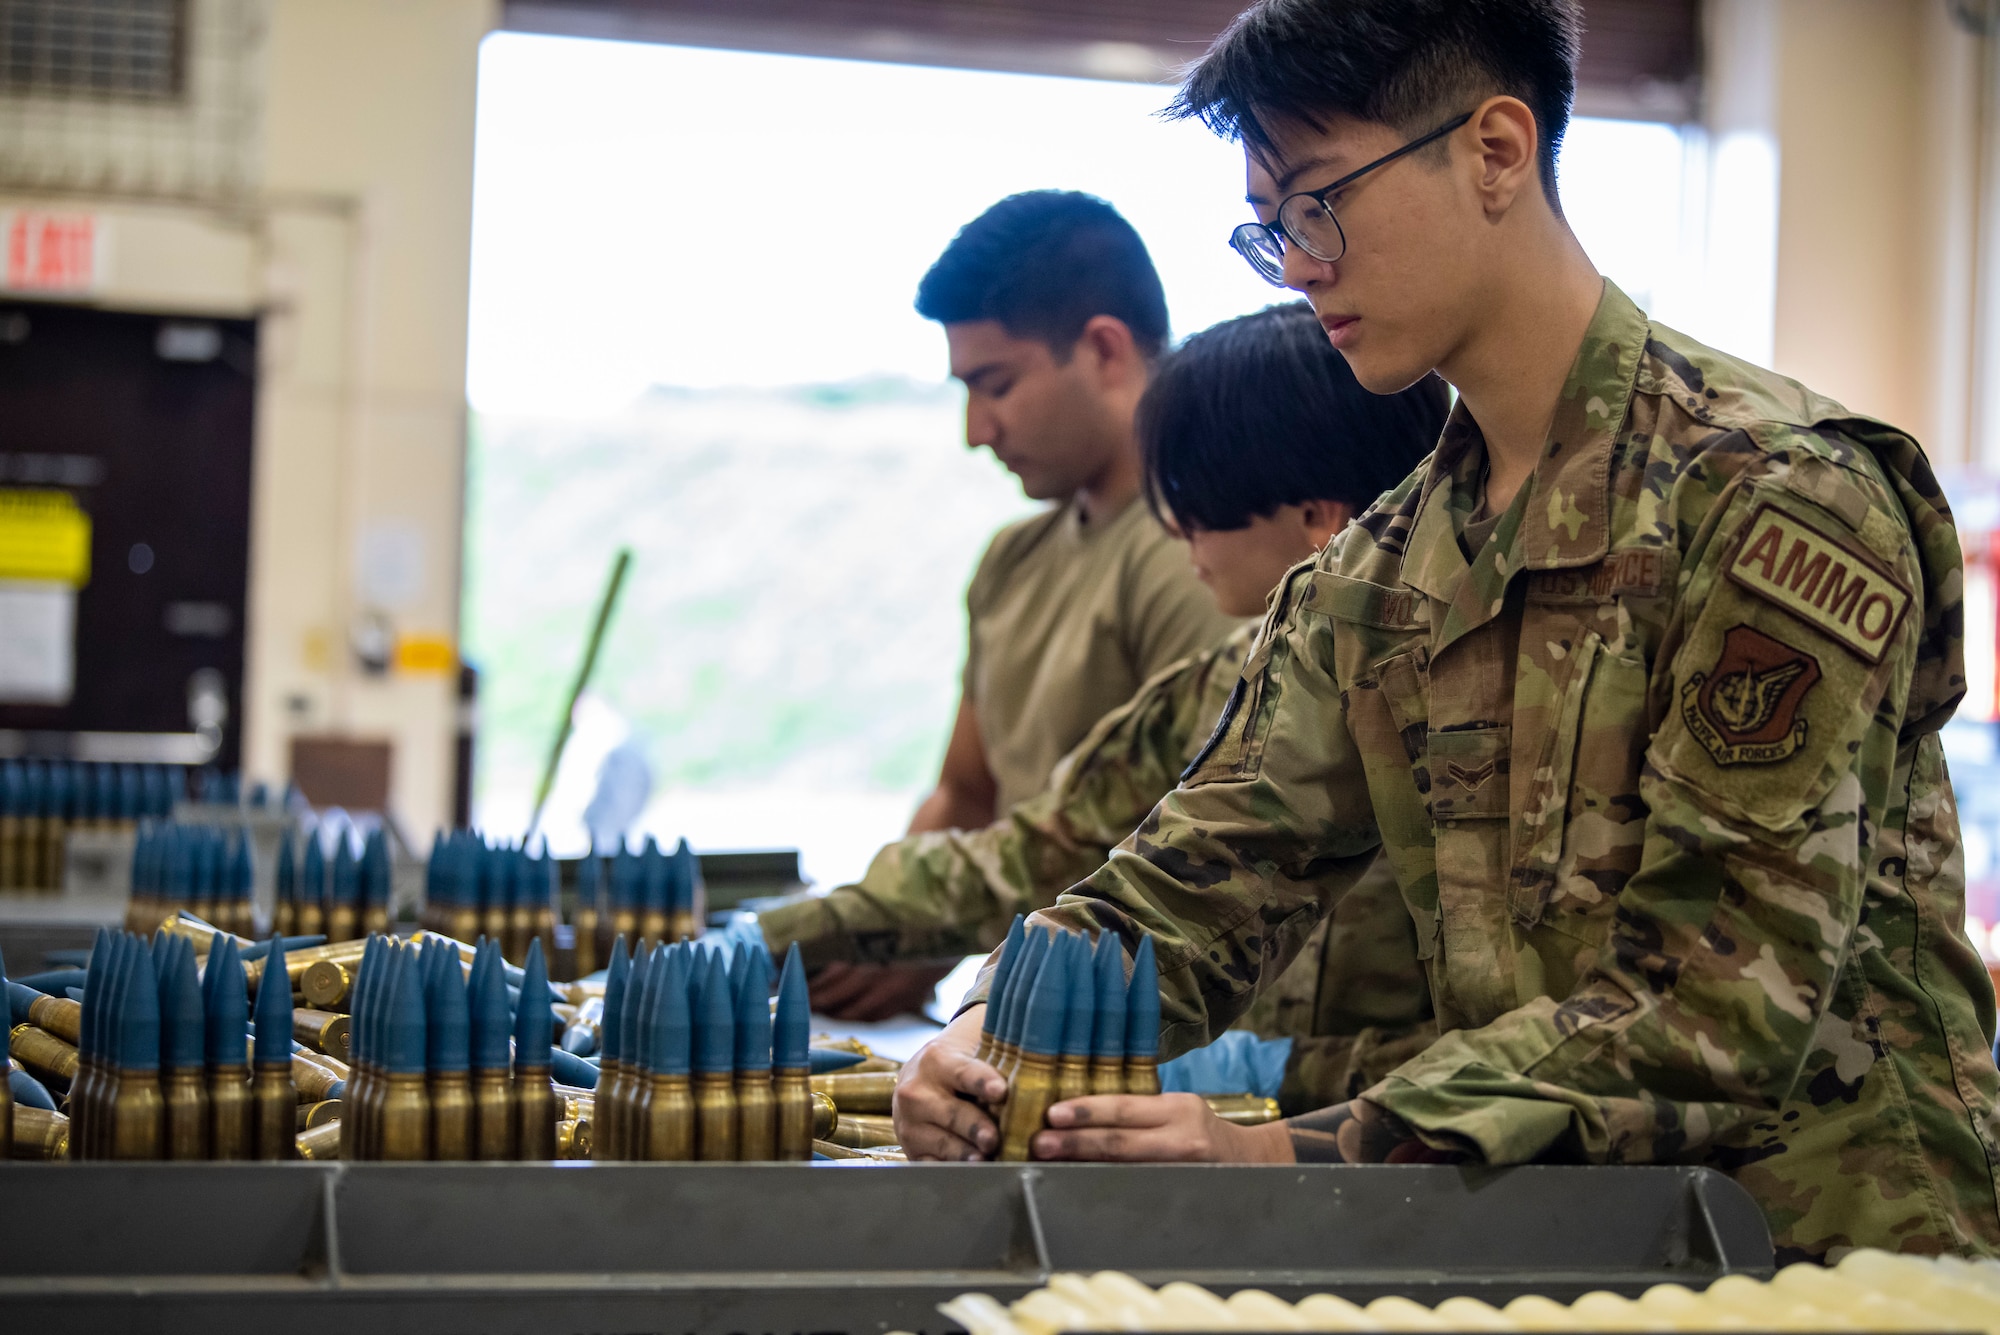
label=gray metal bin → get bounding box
[0,1161,1771,1333]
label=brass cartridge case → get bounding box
[361,904,390,938]
[811,1070,897,1115]
[20,814,44,890]
[378,1072,430,1161]
[158,916,249,953]
[514,1065,559,1161]
[774,1068,814,1162]
[643,1072,693,1161]
[242,937,367,996]
[447,905,480,948]
[480,902,508,956]
[997,1051,1057,1163]
[610,906,639,948]
[161,1067,209,1160]
[665,909,697,945]
[339,1072,363,1160]
[300,960,353,1010]
[842,1056,904,1075]
[296,1120,343,1160]
[471,1068,514,1160]
[324,903,359,946]
[812,1090,837,1140]
[292,1008,350,1062]
[0,813,20,889]
[110,1066,165,1160]
[296,897,325,940]
[637,911,667,954]
[430,1071,471,1160]
[273,898,296,939]
[1124,1055,1160,1097]
[811,1138,866,1159]
[12,1104,68,1159]
[558,1113,592,1160]
[827,1114,900,1150]
[554,1086,594,1121]
[252,1065,298,1160]
[593,1058,625,1159]
[42,815,66,892]
[626,1069,652,1157]
[1203,1094,1281,1125]
[209,1063,252,1160]
[531,906,556,961]
[693,1071,736,1161]
[24,990,82,1044]
[1088,1057,1125,1098]
[1054,1053,1091,1107]
[298,1099,342,1130]
[292,1053,345,1102]
[11,1023,78,1091]
[735,1070,775,1162]
[572,905,599,978]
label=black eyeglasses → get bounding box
[1230,112,1474,285]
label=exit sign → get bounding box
[2,210,106,294]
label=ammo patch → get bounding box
[1679,623,1822,766]
[1726,503,1910,663]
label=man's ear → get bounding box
[1465,94,1542,220]
[1301,499,1352,548]
[1074,314,1144,386]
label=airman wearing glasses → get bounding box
[893,0,2000,1266]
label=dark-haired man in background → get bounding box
[809,191,1242,1020]
[895,0,2000,1261]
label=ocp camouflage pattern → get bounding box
[1009,282,2000,1262]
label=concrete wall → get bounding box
[1709,0,1988,466]
[249,0,496,838]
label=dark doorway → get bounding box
[0,301,256,769]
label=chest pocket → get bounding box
[1509,621,1656,940]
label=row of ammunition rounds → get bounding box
[341,934,560,1160]
[270,824,395,944]
[976,918,1160,1161]
[66,928,298,1159]
[574,837,705,975]
[593,936,812,1160]
[123,823,257,936]
[418,831,561,966]
[2,760,183,893]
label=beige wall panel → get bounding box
[1769,0,1924,433]
[0,194,260,314]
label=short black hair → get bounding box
[1170,0,1582,205]
[914,190,1171,359]
[1141,302,1448,532]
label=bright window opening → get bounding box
[463,32,1756,887]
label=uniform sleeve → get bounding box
[1367,457,1929,1164]
[759,644,1240,970]
[1120,516,1249,682]
[973,563,1386,1049]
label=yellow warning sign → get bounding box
[395,634,457,674]
[0,490,91,586]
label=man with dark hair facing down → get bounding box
[895,0,2000,1262]
[809,191,1242,1020]
[758,303,1448,1108]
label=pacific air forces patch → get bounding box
[1680,624,1822,766]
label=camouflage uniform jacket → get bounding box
[1004,283,2000,1261]
[761,625,1438,1108]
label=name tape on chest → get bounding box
[1725,504,1910,664]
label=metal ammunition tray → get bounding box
[0,1161,1771,1333]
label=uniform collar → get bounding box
[1401,279,1646,617]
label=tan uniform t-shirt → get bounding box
[962,494,1244,812]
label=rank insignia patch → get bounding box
[1680,624,1822,766]
[1726,503,1910,663]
